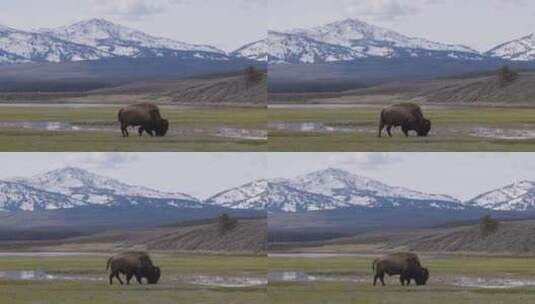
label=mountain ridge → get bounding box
[0,19,265,64]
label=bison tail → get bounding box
[106,257,112,271]
[118,109,124,123]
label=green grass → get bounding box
[270,281,535,304]
[268,106,535,151]
[0,254,268,304]
[0,106,267,151]
[268,255,535,303]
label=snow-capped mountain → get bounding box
[466,181,535,211]
[206,180,339,212]
[38,19,227,60]
[486,34,535,61]
[269,31,365,63]
[0,181,86,211]
[231,39,268,61]
[207,168,464,213]
[12,167,199,207]
[0,19,266,65]
[0,25,110,64]
[269,18,482,64]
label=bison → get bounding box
[372,252,429,286]
[118,103,169,138]
[106,251,161,285]
[378,103,431,137]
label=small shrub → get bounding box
[217,213,238,235]
[244,66,264,87]
[480,215,500,237]
[497,65,518,86]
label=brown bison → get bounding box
[372,252,429,286]
[118,103,169,138]
[106,251,161,285]
[378,103,431,137]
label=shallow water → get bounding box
[216,127,267,141]
[268,271,535,289]
[0,270,266,288]
[471,127,535,140]
[451,276,535,289]
[268,272,361,283]
[0,120,266,141]
[269,122,363,133]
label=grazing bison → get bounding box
[372,252,429,286]
[378,103,431,137]
[118,103,169,138]
[106,251,161,285]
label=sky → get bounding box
[269,0,535,52]
[0,0,266,52]
[0,153,534,201]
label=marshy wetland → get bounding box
[268,253,535,304]
[0,252,267,304]
[0,104,267,151]
[268,104,535,151]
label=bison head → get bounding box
[414,267,429,286]
[417,119,431,137]
[155,119,169,137]
[147,266,161,284]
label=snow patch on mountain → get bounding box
[12,167,199,207]
[232,39,267,61]
[486,34,535,61]
[467,181,535,211]
[269,18,482,64]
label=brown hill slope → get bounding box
[271,71,535,105]
[0,218,267,254]
[91,72,267,105]
[277,219,535,255]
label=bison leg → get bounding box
[379,273,386,286]
[402,126,409,137]
[373,274,379,286]
[109,273,114,285]
[135,274,143,285]
[115,272,124,285]
[121,125,129,138]
[386,125,393,137]
[400,275,406,286]
[126,273,134,285]
[378,123,385,138]
[138,127,144,137]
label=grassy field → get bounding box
[0,105,267,151]
[0,254,267,304]
[269,254,535,304]
[269,105,535,151]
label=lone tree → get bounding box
[244,66,264,87]
[497,65,518,86]
[480,215,500,237]
[217,213,238,235]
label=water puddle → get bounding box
[451,276,535,289]
[0,270,102,281]
[174,274,267,288]
[0,121,115,133]
[269,122,364,133]
[216,128,267,141]
[268,272,361,283]
[471,127,535,140]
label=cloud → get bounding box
[92,0,166,19]
[327,153,402,171]
[344,0,420,21]
[65,153,140,169]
